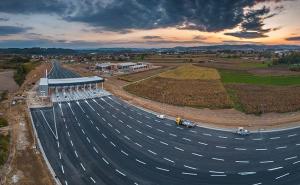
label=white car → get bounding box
[156,114,165,119]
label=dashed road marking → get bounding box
[136,159,146,164]
[90,177,96,184]
[159,141,168,146]
[270,137,280,140]
[93,147,99,154]
[192,153,203,157]
[275,173,290,180]
[260,161,274,164]
[148,150,157,155]
[212,158,224,162]
[234,148,247,151]
[80,163,86,171]
[121,150,129,156]
[268,166,283,171]
[235,161,250,164]
[110,141,116,147]
[182,138,191,142]
[164,157,174,163]
[184,165,197,170]
[276,146,287,150]
[198,142,208,146]
[102,157,109,165]
[238,172,256,175]
[256,148,267,151]
[216,146,227,149]
[116,169,126,176]
[157,129,165,133]
[182,172,197,176]
[285,156,297,161]
[169,133,177,137]
[174,147,184,151]
[156,167,170,172]
[147,135,154,140]
[135,142,143,147]
[288,134,297,138]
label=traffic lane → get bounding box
[91,98,300,167]
[61,102,136,185]
[103,96,300,149]
[67,101,243,185]
[83,99,300,175]
[69,101,298,185]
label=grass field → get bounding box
[124,65,232,109]
[159,64,220,80]
[219,69,300,86]
[0,134,9,166]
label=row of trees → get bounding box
[273,52,300,65]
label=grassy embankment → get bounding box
[0,117,9,166]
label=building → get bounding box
[95,62,115,71]
[38,76,104,97]
[117,62,136,71]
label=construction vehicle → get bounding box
[236,127,250,136]
[175,117,195,128]
[156,114,165,119]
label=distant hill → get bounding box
[0,48,76,55]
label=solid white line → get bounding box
[90,177,96,184]
[260,161,274,164]
[159,141,168,146]
[80,163,86,171]
[184,165,197,170]
[156,167,170,172]
[164,158,175,163]
[121,150,129,156]
[102,157,109,165]
[275,173,290,180]
[174,147,184,151]
[148,150,157,155]
[135,142,143,147]
[212,158,224,161]
[93,147,99,154]
[182,172,197,176]
[192,153,203,157]
[198,142,208,146]
[285,156,297,160]
[268,166,283,171]
[116,169,126,176]
[135,159,146,165]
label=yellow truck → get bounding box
[175,117,195,128]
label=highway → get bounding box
[30,62,300,185]
[31,96,300,185]
[48,61,80,79]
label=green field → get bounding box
[219,70,300,86]
[0,134,9,165]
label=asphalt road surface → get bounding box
[30,96,300,185]
[48,61,80,79]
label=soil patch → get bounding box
[0,71,19,92]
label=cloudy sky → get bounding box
[0,0,299,48]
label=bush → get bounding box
[0,117,8,127]
[0,134,10,165]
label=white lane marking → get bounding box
[74,150,78,158]
[216,146,227,149]
[209,171,224,174]
[136,130,142,134]
[256,148,267,151]
[116,169,126,176]
[137,120,142,124]
[86,137,91,143]
[156,167,170,172]
[184,165,197,170]
[260,161,274,164]
[108,123,113,127]
[234,148,247,151]
[182,172,197,176]
[174,147,184,151]
[252,183,262,185]
[276,146,287,149]
[268,166,283,171]
[90,177,96,184]
[121,150,129,156]
[102,133,107,139]
[70,140,74,147]
[190,130,197,133]
[169,133,177,137]
[65,180,68,185]
[238,172,256,175]
[135,159,146,165]
[235,161,250,164]
[296,144,300,146]
[59,152,62,159]
[159,141,169,146]
[124,136,131,140]
[135,142,143,147]
[252,138,263,141]
[102,157,109,165]
[164,158,175,163]
[112,115,117,118]
[288,134,297,137]
[218,136,227,139]
[118,119,124,123]
[146,124,152,128]
[115,129,120,134]
[110,141,116,147]
[293,161,300,164]
[61,165,64,174]
[80,163,86,171]
[192,153,203,157]
[147,135,154,140]
[211,174,227,177]
[270,137,280,140]
[81,129,85,135]
[182,138,191,142]
[96,126,100,131]
[212,158,224,162]
[129,116,134,119]
[57,142,60,148]
[203,133,212,136]
[275,173,290,180]
[93,147,99,154]
[234,138,245,140]
[285,156,297,161]
[148,150,157,155]
[67,132,70,137]
[126,124,132,129]
[157,129,165,133]
[198,142,208,146]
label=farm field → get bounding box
[124,65,232,109]
[219,69,300,86]
[226,84,300,114]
